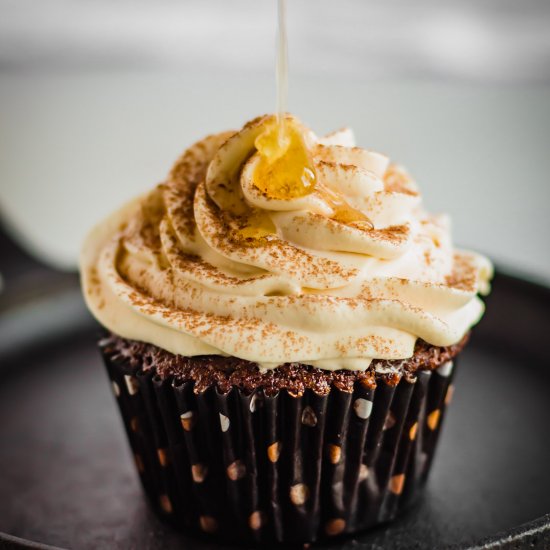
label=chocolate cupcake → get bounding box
[80,114,492,544]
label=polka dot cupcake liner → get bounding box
[102,349,456,545]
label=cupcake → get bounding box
[80,114,492,544]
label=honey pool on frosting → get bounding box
[252,118,374,229]
[248,0,373,233]
[253,120,316,200]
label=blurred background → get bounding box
[1,0,549,282]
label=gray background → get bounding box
[1,0,549,282]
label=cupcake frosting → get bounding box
[81,114,492,371]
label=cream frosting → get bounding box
[80,114,493,371]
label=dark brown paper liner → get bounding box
[102,349,456,544]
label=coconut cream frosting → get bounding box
[80,114,492,371]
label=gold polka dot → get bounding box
[134,453,145,474]
[427,409,441,431]
[445,385,455,406]
[328,444,341,465]
[130,417,139,433]
[124,374,139,396]
[389,473,406,495]
[358,464,369,481]
[227,460,246,481]
[180,411,195,432]
[383,411,396,430]
[111,381,120,397]
[267,442,281,463]
[159,494,173,514]
[248,511,264,530]
[325,518,346,536]
[289,483,309,506]
[191,463,208,483]
[199,516,218,533]
[157,448,169,467]
[409,422,418,441]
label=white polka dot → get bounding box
[219,413,230,432]
[111,381,120,397]
[437,361,454,378]
[353,398,373,419]
[250,393,260,412]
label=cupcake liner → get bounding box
[103,350,456,545]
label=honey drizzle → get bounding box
[276,0,288,143]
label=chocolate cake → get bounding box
[101,332,468,395]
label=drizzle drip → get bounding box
[317,183,374,228]
[235,208,277,241]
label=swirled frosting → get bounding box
[80,114,492,371]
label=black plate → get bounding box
[1,233,550,549]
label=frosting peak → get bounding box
[81,114,492,371]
